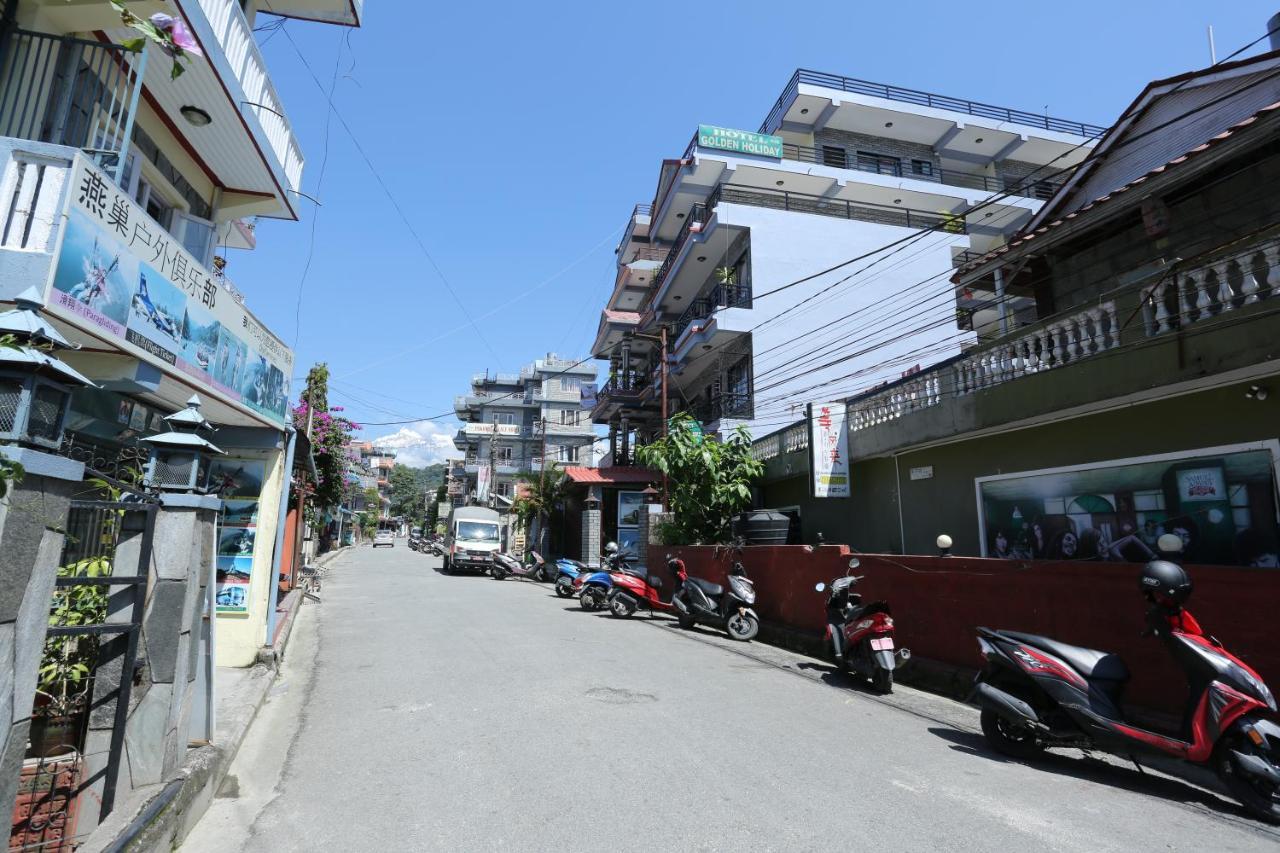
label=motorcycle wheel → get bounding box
[872,668,894,694]
[580,588,603,611]
[677,611,696,630]
[1214,730,1280,823]
[490,567,505,580]
[555,579,574,598]
[979,709,1043,761]
[725,612,759,642]
[608,592,636,618]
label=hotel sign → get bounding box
[45,155,293,426]
[697,125,783,159]
[463,423,521,436]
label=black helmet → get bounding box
[1140,560,1192,606]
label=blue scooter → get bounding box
[554,558,590,598]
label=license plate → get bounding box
[870,637,894,651]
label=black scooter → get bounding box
[490,551,547,582]
[669,555,760,641]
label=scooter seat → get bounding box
[1002,631,1129,682]
[689,577,723,597]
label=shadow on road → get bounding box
[925,726,1256,822]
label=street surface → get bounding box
[182,544,1280,852]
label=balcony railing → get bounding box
[632,202,653,218]
[691,392,752,423]
[673,283,752,340]
[630,245,668,263]
[598,372,650,400]
[752,421,809,461]
[0,29,145,176]
[759,69,1108,138]
[779,143,1061,200]
[195,0,303,191]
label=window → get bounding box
[495,481,511,497]
[556,445,579,463]
[491,412,515,426]
[558,408,579,426]
[856,151,900,176]
[497,445,513,462]
[910,159,934,178]
[820,145,847,168]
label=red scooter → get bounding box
[605,561,675,618]
[973,559,1279,822]
[816,557,909,694]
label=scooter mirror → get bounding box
[814,582,826,592]
[848,557,861,570]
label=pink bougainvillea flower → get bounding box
[168,17,203,56]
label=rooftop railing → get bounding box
[759,69,1108,139]
[780,143,1061,200]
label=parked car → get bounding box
[373,530,395,548]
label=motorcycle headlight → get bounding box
[1235,665,1278,711]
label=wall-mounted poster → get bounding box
[214,455,267,614]
[222,500,259,527]
[617,528,641,556]
[209,459,265,499]
[216,556,253,613]
[46,156,293,426]
[976,443,1280,566]
[617,491,644,528]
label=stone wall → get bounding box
[0,448,83,832]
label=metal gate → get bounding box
[12,499,155,851]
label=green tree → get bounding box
[360,487,381,537]
[635,413,763,545]
[388,463,425,521]
[426,484,447,531]
[514,463,569,555]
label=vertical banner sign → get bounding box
[476,463,492,503]
[46,155,293,425]
[808,402,851,498]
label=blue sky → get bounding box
[232,0,1280,464]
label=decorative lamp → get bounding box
[0,287,96,450]
[142,394,224,493]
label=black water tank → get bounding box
[733,509,791,545]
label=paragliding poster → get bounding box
[214,455,266,614]
[46,155,293,425]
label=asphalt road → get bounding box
[181,543,1280,852]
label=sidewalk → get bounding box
[80,546,351,852]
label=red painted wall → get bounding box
[650,545,1280,713]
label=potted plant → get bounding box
[29,558,110,758]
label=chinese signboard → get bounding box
[46,156,293,426]
[808,401,850,498]
[697,125,784,159]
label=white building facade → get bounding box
[593,70,1103,451]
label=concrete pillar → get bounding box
[582,490,602,568]
[80,493,217,832]
[0,447,84,828]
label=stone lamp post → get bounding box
[140,395,224,494]
[0,288,96,450]
[0,288,92,827]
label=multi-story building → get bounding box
[351,440,396,518]
[754,44,1280,562]
[445,456,466,508]
[452,354,597,505]
[592,69,1105,460]
[0,1,359,679]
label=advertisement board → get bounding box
[46,156,293,426]
[975,443,1280,566]
[696,125,784,159]
[808,402,850,498]
[213,457,266,614]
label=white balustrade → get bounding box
[0,150,71,252]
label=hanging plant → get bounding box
[715,265,738,286]
[110,2,204,79]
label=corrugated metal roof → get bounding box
[562,466,658,485]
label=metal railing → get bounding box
[598,373,650,399]
[0,29,145,174]
[632,202,653,218]
[717,184,965,232]
[674,282,752,339]
[759,69,1108,138]
[692,391,753,423]
[780,143,1061,200]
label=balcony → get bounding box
[690,392,753,424]
[779,143,1061,200]
[192,0,304,191]
[673,283,752,341]
[760,70,1108,138]
[831,234,1280,458]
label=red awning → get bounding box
[561,466,658,485]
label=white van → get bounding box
[443,506,502,575]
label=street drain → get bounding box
[585,687,657,705]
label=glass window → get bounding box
[856,151,901,176]
[456,521,499,542]
[820,145,846,168]
[911,159,934,177]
